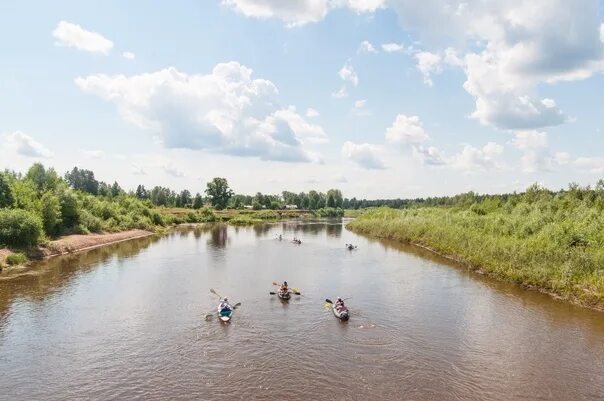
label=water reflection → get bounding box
[0,235,160,324]
[252,223,272,237]
[208,224,229,249]
[325,222,343,238]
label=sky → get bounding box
[1,0,603,199]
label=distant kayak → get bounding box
[332,305,349,321]
[278,290,291,300]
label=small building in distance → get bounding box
[285,204,298,210]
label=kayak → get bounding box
[217,305,233,322]
[332,305,349,321]
[278,290,291,300]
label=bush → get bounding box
[0,209,44,247]
[6,252,27,266]
[79,209,104,233]
[313,207,344,218]
[199,207,217,222]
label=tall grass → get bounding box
[347,192,604,309]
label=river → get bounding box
[1,221,603,400]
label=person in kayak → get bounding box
[280,281,289,293]
[219,297,231,311]
[334,297,345,310]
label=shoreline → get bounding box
[347,224,604,313]
[0,229,155,272]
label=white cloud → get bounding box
[76,62,327,163]
[554,152,570,165]
[4,131,53,158]
[221,0,328,27]
[122,51,135,60]
[339,0,384,13]
[454,142,504,172]
[352,99,371,116]
[385,114,429,145]
[511,130,548,151]
[162,162,185,177]
[52,21,113,54]
[131,163,147,176]
[354,99,366,109]
[358,40,377,54]
[541,98,556,108]
[221,2,602,129]
[331,86,348,98]
[575,157,604,174]
[306,107,319,117]
[413,142,505,172]
[82,149,105,159]
[415,51,442,86]
[341,141,385,170]
[412,145,447,166]
[381,43,404,53]
[510,130,568,173]
[222,0,384,26]
[338,61,358,86]
[463,52,568,130]
[334,173,348,183]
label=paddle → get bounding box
[325,297,351,307]
[271,282,301,295]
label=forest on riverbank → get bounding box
[347,183,604,309]
[0,163,344,261]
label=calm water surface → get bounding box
[1,221,603,400]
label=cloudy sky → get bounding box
[1,0,603,198]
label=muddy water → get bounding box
[0,221,603,400]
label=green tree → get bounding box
[308,190,321,210]
[327,189,343,208]
[65,167,99,194]
[41,192,62,235]
[192,193,204,209]
[25,163,60,193]
[179,190,192,208]
[110,182,123,198]
[205,178,233,210]
[135,185,148,199]
[326,193,336,208]
[0,173,14,208]
[58,190,80,228]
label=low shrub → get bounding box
[0,209,44,247]
[6,252,28,266]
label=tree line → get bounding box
[0,163,346,248]
[63,166,346,211]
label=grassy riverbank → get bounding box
[347,191,604,310]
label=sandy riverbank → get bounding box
[0,229,154,270]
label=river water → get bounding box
[1,221,603,400]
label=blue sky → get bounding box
[1,0,603,198]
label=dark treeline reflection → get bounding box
[208,224,229,249]
[325,223,342,238]
[0,235,160,323]
[252,223,272,237]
